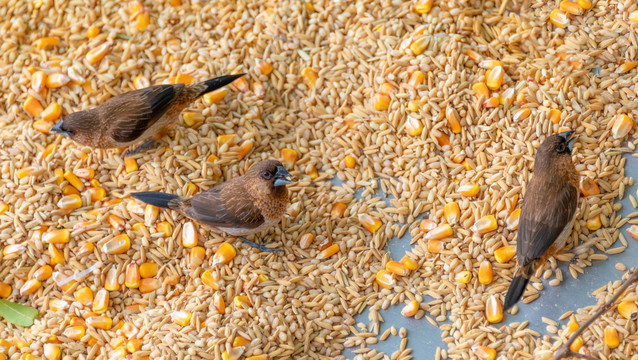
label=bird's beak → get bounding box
[50,120,69,138]
[558,130,576,153]
[273,165,293,187]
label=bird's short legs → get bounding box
[239,237,283,252]
[123,139,161,157]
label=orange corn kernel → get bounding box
[472,82,489,99]
[137,12,151,31]
[611,114,634,139]
[560,0,583,15]
[401,300,419,317]
[172,311,192,326]
[479,261,493,285]
[133,75,150,90]
[458,183,480,197]
[618,61,638,73]
[46,73,69,88]
[139,262,158,279]
[570,336,584,352]
[234,295,252,309]
[41,103,62,122]
[586,215,601,231]
[549,9,569,28]
[217,134,236,145]
[385,261,410,276]
[232,76,249,92]
[156,221,173,237]
[471,344,497,360]
[446,107,461,133]
[373,93,391,111]
[33,265,53,281]
[500,88,515,106]
[48,244,65,265]
[486,66,504,90]
[299,233,314,249]
[471,215,498,234]
[42,229,70,244]
[419,219,436,233]
[86,187,106,202]
[443,202,460,225]
[405,116,424,136]
[358,213,382,233]
[33,120,53,134]
[618,301,638,320]
[331,202,347,218]
[201,270,219,290]
[174,74,194,85]
[3,244,25,257]
[43,343,61,360]
[20,279,41,296]
[203,88,228,105]
[414,0,432,13]
[407,100,420,112]
[627,225,638,241]
[23,96,44,117]
[0,282,12,298]
[410,36,428,55]
[317,243,340,259]
[108,215,126,231]
[281,148,298,168]
[92,289,109,314]
[74,168,94,180]
[232,336,249,347]
[549,108,562,124]
[139,278,161,294]
[604,327,620,349]
[213,243,236,265]
[482,96,500,108]
[127,339,143,353]
[188,246,206,268]
[485,295,503,323]
[32,71,47,93]
[125,262,140,289]
[75,286,94,306]
[102,234,131,255]
[144,204,159,226]
[317,238,332,251]
[34,37,60,50]
[105,267,120,291]
[86,316,112,330]
[181,221,198,248]
[455,271,472,284]
[375,270,395,289]
[577,0,592,9]
[64,170,84,191]
[64,326,86,341]
[401,256,418,271]
[235,140,253,160]
[578,177,600,197]
[408,70,425,87]
[87,26,100,38]
[42,144,57,159]
[344,155,356,168]
[425,224,453,240]
[479,59,503,70]
[124,157,138,173]
[506,209,521,230]
[494,246,516,263]
[301,67,318,89]
[258,60,273,75]
[513,108,531,122]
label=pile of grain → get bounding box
[0,0,637,359]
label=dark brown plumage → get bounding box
[503,130,579,311]
[130,160,292,252]
[51,74,244,155]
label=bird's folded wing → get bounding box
[108,85,181,143]
[183,186,265,230]
[517,182,578,265]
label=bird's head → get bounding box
[50,112,94,145]
[540,130,576,155]
[246,159,293,194]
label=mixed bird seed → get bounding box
[0,0,638,359]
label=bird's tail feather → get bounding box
[195,74,245,97]
[503,264,533,311]
[131,191,181,209]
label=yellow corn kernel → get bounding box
[331,202,347,218]
[131,356,150,360]
[549,108,562,124]
[232,336,250,348]
[41,102,62,122]
[3,244,25,258]
[49,299,69,312]
[305,164,319,179]
[34,37,59,50]
[299,233,314,249]
[14,338,30,350]
[603,326,619,349]
[92,289,109,314]
[500,88,515,106]
[211,243,236,266]
[630,10,638,22]
[472,344,496,360]
[43,343,61,360]
[375,270,395,289]
[318,243,340,259]
[133,75,150,90]
[102,234,131,255]
[132,222,144,231]
[485,295,503,323]
[171,311,192,326]
[156,221,173,237]
[550,9,569,28]
[414,0,432,13]
[419,219,436,233]
[0,282,11,298]
[235,140,254,160]
[373,93,391,111]
[258,274,269,282]
[86,315,112,330]
[301,67,318,89]
[258,60,273,75]
[385,261,410,276]
[570,336,584,352]
[344,155,356,168]
[567,318,579,334]
[407,100,420,112]
[281,148,298,168]
[486,66,504,90]
[64,326,85,341]
[512,108,531,122]
[63,171,84,191]
[137,12,150,30]
[231,76,249,92]
[201,88,228,106]
[105,267,120,291]
[234,295,252,309]
[48,244,65,265]
[217,134,236,146]
[20,279,41,296]
[401,300,419,317]
[425,224,453,241]
[405,116,423,136]
[458,183,480,197]
[577,0,592,9]
[455,271,472,284]
[506,209,521,230]
[472,82,489,99]
[494,245,516,263]
[174,74,194,85]
[560,0,583,15]
[124,157,138,173]
[627,225,638,241]
[465,49,482,63]
[618,61,638,73]
[23,96,44,117]
[87,187,106,203]
[32,71,47,93]
[125,262,140,289]
[586,215,601,231]
[89,178,100,187]
[143,204,159,227]
[479,60,503,70]
[62,185,79,196]
[126,339,143,353]
[86,337,98,346]
[472,215,498,234]
[41,143,56,159]
[21,355,36,360]
[43,229,70,244]
[410,36,428,55]
[482,96,500,108]
[611,114,634,139]
[443,202,460,225]
[181,221,198,248]
[479,261,493,285]
[86,42,111,65]
[45,73,69,89]
[108,214,126,231]
[128,0,143,13]
[618,301,638,319]
[201,270,219,290]
[187,246,205,268]
[358,213,382,233]
[137,262,158,279]
[86,26,100,38]
[408,70,425,87]
[33,265,52,281]
[213,293,225,313]
[74,286,93,306]
[379,82,396,96]
[446,108,461,134]
[139,278,161,294]
[401,256,418,271]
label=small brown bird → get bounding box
[503,130,579,311]
[130,160,292,252]
[50,74,244,156]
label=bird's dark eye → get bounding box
[556,143,566,153]
[261,170,273,180]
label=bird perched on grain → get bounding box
[503,130,579,311]
[51,74,244,156]
[130,160,293,252]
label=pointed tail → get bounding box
[503,264,533,311]
[130,191,181,209]
[195,74,245,97]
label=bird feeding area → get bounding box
[1,0,638,360]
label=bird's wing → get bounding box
[517,180,578,266]
[108,84,182,143]
[181,184,265,230]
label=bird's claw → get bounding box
[239,237,283,252]
[123,140,160,157]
